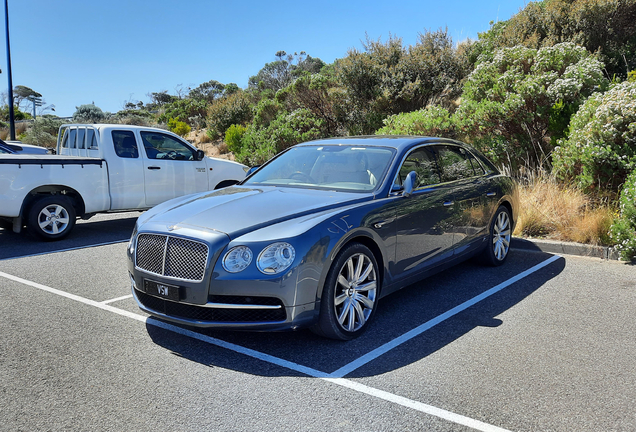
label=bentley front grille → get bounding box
[135,234,209,281]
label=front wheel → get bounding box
[481,205,512,266]
[27,195,76,241]
[313,243,379,341]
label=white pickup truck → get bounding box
[0,124,247,240]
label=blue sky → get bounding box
[2,0,529,117]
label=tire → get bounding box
[27,195,76,241]
[313,243,380,341]
[481,205,512,266]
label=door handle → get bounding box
[486,192,497,197]
[443,201,454,207]
[148,166,161,170]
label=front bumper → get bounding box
[130,274,317,330]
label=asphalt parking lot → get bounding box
[1,213,635,432]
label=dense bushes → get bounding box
[472,0,636,78]
[610,170,636,260]
[334,29,470,135]
[157,98,208,128]
[376,106,459,138]
[457,43,607,171]
[73,104,107,123]
[206,91,253,138]
[553,81,636,191]
[167,118,191,137]
[233,108,326,166]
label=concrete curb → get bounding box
[511,237,622,261]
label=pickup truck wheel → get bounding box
[27,196,76,241]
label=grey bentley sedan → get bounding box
[127,136,518,340]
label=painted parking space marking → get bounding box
[0,256,561,432]
[101,294,133,304]
[331,254,562,378]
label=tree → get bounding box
[249,51,325,92]
[456,43,608,171]
[147,91,176,108]
[189,80,225,102]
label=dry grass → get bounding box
[513,170,616,245]
[0,123,28,139]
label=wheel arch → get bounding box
[21,185,86,218]
[316,231,386,302]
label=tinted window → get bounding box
[140,132,195,160]
[435,145,479,182]
[396,147,440,188]
[112,130,139,158]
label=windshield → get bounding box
[244,145,395,192]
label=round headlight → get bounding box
[222,246,253,273]
[257,242,296,275]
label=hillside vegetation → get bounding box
[2,0,635,259]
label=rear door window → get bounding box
[434,145,481,182]
[112,130,139,158]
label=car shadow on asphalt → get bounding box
[0,214,139,261]
[145,250,565,378]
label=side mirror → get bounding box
[195,149,205,161]
[403,171,417,197]
[246,166,260,176]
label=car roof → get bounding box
[294,135,463,152]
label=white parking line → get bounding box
[331,254,562,378]
[0,256,561,432]
[101,294,133,304]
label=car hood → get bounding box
[141,186,372,239]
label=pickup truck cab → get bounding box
[0,124,247,240]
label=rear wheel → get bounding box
[313,243,379,340]
[481,205,512,266]
[27,195,76,241]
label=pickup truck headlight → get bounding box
[257,242,295,275]
[222,246,253,273]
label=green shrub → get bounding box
[457,43,607,171]
[206,91,252,136]
[167,118,191,137]
[224,124,246,154]
[610,169,636,261]
[21,128,56,147]
[73,104,107,123]
[236,109,325,166]
[20,117,65,147]
[376,106,459,138]
[157,98,208,126]
[552,81,636,191]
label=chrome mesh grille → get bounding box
[135,234,209,281]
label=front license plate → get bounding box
[144,279,180,301]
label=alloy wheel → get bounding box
[334,253,377,332]
[492,210,511,261]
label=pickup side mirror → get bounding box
[195,149,205,161]
[403,171,417,197]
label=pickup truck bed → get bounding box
[0,124,247,240]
